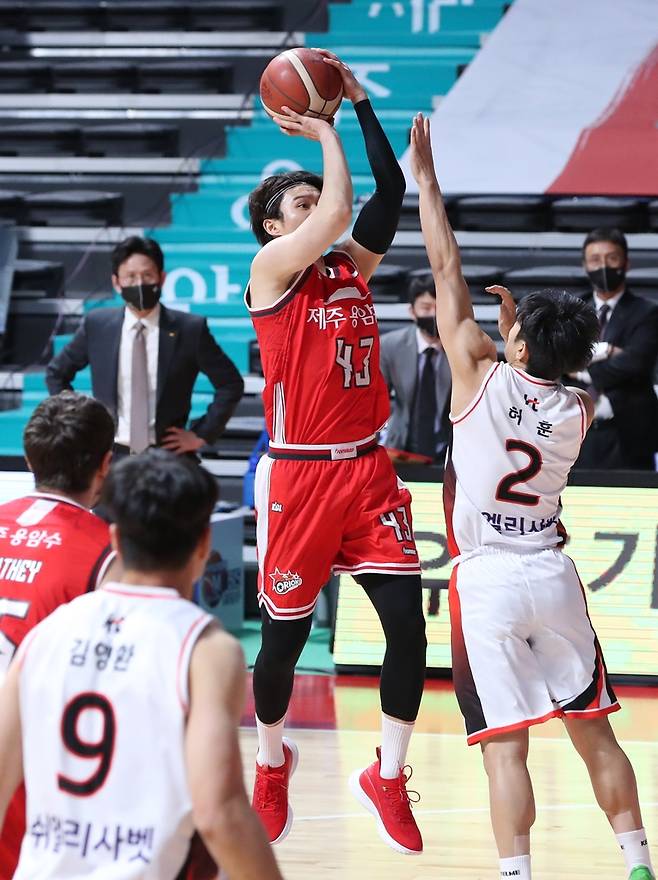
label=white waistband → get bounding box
[268,432,377,460]
[453,543,561,566]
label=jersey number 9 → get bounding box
[57,692,116,797]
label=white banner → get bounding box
[401,0,658,194]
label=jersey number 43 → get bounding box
[335,337,374,389]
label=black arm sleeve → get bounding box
[351,99,405,255]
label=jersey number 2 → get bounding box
[496,439,542,506]
[58,692,116,797]
[335,337,374,389]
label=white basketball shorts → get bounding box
[449,546,619,745]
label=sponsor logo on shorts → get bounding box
[271,501,283,512]
[402,547,417,556]
[269,567,303,595]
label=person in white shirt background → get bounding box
[569,228,658,470]
[46,236,244,459]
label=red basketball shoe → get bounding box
[349,747,422,854]
[252,737,299,844]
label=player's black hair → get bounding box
[111,235,165,276]
[515,289,599,380]
[102,448,218,572]
[248,170,324,246]
[23,391,115,494]
[407,272,436,306]
[582,227,628,261]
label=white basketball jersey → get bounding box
[14,583,213,880]
[445,362,586,557]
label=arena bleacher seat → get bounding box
[454,195,552,232]
[551,196,648,232]
[0,61,51,92]
[22,190,124,226]
[368,264,410,303]
[0,124,82,157]
[0,192,25,223]
[82,124,180,158]
[648,201,658,231]
[502,265,590,300]
[12,258,65,297]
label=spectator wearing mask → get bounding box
[46,236,244,458]
[569,228,658,470]
[380,272,452,463]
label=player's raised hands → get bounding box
[271,106,334,141]
[409,113,438,187]
[485,284,517,342]
[312,48,367,104]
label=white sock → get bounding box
[616,828,654,874]
[499,854,531,879]
[379,714,414,779]
[256,715,285,768]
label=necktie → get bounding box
[413,347,438,458]
[598,303,610,339]
[129,322,149,454]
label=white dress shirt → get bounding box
[115,305,160,446]
[593,288,623,328]
[581,289,625,421]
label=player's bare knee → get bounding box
[564,716,621,763]
[481,734,529,776]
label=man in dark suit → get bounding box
[379,272,452,463]
[570,227,658,470]
[46,236,244,456]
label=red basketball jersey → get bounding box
[246,250,389,446]
[0,492,112,880]
[0,493,112,677]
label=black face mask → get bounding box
[415,315,438,337]
[587,266,625,294]
[120,283,161,311]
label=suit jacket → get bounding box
[585,289,658,460]
[379,324,452,453]
[45,305,244,445]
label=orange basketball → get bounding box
[260,47,344,122]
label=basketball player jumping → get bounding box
[245,52,426,854]
[0,450,284,880]
[409,113,654,880]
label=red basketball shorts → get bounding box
[254,445,421,620]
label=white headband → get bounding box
[265,183,302,214]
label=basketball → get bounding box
[259,47,344,122]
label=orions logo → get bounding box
[269,567,303,595]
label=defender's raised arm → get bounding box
[409,114,496,400]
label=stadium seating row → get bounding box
[1,1,285,32]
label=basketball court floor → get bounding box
[240,675,658,879]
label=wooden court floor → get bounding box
[240,676,658,879]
